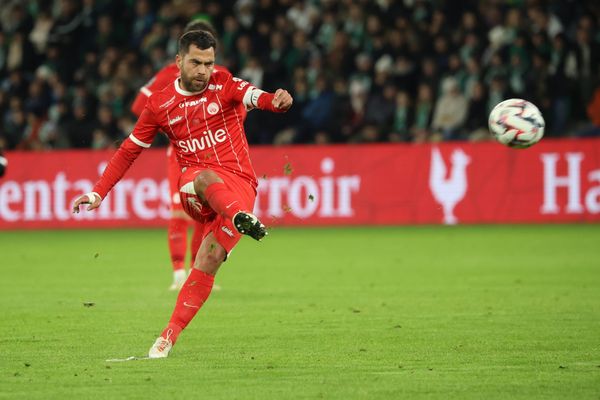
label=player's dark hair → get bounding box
[178,30,217,55]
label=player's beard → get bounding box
[180,71,208,93]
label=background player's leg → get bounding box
[167,210,190,290]
[149,233,226,358]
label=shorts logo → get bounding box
[207,102,219,115]
[221,226,234,237]
[186,197,202,213]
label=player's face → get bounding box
[177,45,215,92]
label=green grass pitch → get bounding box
[1,225,599,399]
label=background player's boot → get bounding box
[233,211,268,241]
[148,336,173,358]
[169,269,187,291]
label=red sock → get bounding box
[168,217,188,271]
[189,222,203,268]
[160,269,215,344]
[204,182,241,220]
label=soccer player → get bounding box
[130,20,233,291]
[72,30,293,358]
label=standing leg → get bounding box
[189,222,221,291]
[148,233,226,358]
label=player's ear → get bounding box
[176,53,182,70]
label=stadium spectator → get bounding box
[431,78,468,140]
[1,0,600,147]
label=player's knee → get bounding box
[193,170,222,200]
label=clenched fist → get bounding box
[272,89,293,111]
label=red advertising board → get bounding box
[1,138,599,229]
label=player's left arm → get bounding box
[227,76,293,113]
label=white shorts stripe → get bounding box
[180,182,196,195]
[129,134,152,148]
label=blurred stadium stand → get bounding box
[1,0,600,151]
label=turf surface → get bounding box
[1,225,599,399]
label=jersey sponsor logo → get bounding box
[221,226,235,237]
[177,129,228,153]
[207,102,220,115]
[179,98,207,108]
[159,95,176,109]
[208,84,223,91]
[168,115,183,125]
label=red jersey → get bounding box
[93,69,282,199]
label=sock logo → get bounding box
[221,226,234,237]
[183,302,200,309]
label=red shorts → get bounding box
[167,146,183,212]
[178,166,256,253]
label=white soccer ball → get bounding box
[488,98,545,149]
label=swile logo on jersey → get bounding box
[177,128,228,153]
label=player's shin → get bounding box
[160,269,215,344]
[189,223,203,269]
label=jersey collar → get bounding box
[174,78,208,96]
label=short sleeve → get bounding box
[129,102,160,148]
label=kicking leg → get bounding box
[195,170,267,241]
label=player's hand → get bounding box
[272,89,293,111]
[72,192,102,213]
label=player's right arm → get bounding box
[72,104,160,213]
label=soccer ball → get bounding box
[488,99,545,149]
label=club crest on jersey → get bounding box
[207,102,220,115]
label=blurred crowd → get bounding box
[1,0,600,151]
